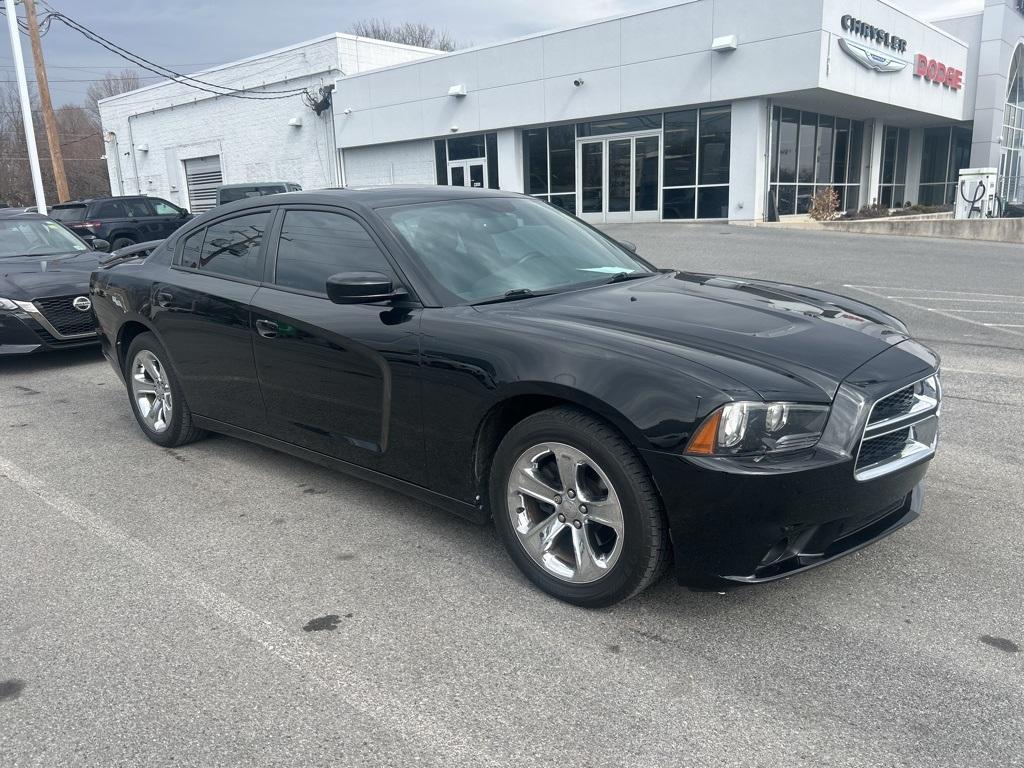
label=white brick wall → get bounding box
[342,141,437,187]
[99,34,440,210]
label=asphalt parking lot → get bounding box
[2,224,1022,767]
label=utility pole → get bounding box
[3,0,46,214]
[23,0,69,202]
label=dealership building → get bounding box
[100,0,1024,222]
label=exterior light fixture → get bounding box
[711,35,738,52]
[343,108,353,115]
[573,78,585,87]
[136,143,149,152]
[288,116,303,127]
[450,125,459,132]
[448,84,468,97]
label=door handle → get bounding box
[255,319,279,338]
[155,290,174,307]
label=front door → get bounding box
[577,134,661,223]
[249,206,426,484]
[449,160,486,188]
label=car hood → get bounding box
[0,250,99,299]
[476,272,912,401]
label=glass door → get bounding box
[576,134,660,223]
[449,160,486,188]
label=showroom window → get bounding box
[918,126,973,206]
[662,106,732,220]
[433,133,500,189]
[997,44,1024,207]
[878,126,910,208]
[769,107,864,215]
[523,124,578,213]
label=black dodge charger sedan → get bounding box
[0,210,110,355]
[90,188,941,606]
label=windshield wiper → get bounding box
[605,271,655,284]
[473,288,551,306]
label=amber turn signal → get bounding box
[685,409,722,455]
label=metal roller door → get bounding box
[184,155,223,213]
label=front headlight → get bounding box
[685,402,830,456]
[0,297,18,311]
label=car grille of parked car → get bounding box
[33,295,97,337]
[855,374,941,481]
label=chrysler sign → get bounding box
[838,14,909,73]
[840,15,908,53]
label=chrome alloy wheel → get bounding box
[506,442,625,584]
[131,349,173,434]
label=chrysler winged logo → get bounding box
[72,296,92,312]
[839,38,908,73]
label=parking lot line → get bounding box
[844,285,1024,338]
[843,286,1024,299]
[0,454,500,767]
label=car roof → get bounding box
[218,182,297,188]
[51,196,150,207]
[0,210,48,221]
[208,186,521,215]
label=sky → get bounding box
[1,0,987,108]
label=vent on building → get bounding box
[184,155,223,213]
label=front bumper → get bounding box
[0,308,99,355]
[642,448,928,589]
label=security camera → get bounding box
[573,78,585,87]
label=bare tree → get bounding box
[85,69,141,125]
[1,83,109,206]
[348,19,461,52]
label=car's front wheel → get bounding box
[490,406,671,607]
[125,332,205,447]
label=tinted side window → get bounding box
[124,199,152,217]
[274,210,393,294]
[179,212,269,280]
[92,200,128,218]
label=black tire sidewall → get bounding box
[111,237,136,251]
[490,411,661,607]
[124,332,189,447]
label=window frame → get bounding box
[263,204,419,302]
[171,207,274,286]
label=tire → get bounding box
[111,236,136,251]
[490,406,671,607]
[124,332,206,447]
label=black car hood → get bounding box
[0,250,99,299]
[477,272,912,401]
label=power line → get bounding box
[37,2,313,101]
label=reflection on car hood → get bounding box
[0,250,100,299]
[477,271,913,400]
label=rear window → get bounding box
[218,186,286,204]
[50,205,87,223]
[89,200,129,218]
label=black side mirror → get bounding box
[92,238,111,253]
[326,271,405,305]
[619,240,638,254]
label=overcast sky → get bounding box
[1,0,986,108]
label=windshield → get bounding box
[49,205,87,223]
[219,185,286,204]
[0,219,89,257]
[379,197,653,303]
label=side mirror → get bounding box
[92,238,111,253]
[326,271,405,305]
[619,239,638,254]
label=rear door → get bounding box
[249,205,426,484]
[150,209,271,431]
[123,197,165,242]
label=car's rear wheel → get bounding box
[111,236,136,251]
[125,332,205,447]
[490,406,670,607]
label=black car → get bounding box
[0,210,111,355]
[90,188,941,606]
[50,195,191,250]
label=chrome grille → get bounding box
[855,374,941,481]
[33,295,96,337]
